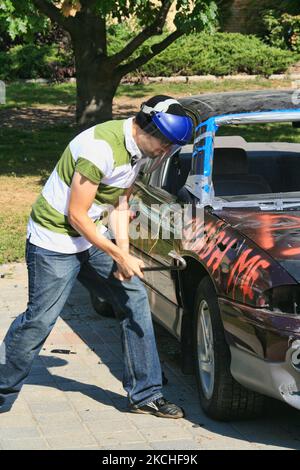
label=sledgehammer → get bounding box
[141,250,187,272]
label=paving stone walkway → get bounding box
[1,263,300,450]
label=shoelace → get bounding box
[155,397,169,407]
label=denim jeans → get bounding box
[0,239,163,409]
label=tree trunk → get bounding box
[70,11,121,129]
[75,57,120,129]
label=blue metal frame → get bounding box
[185,109,300,205]
[214,109,300,126]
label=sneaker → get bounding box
[0,397,12,414]
[129,397,184,419]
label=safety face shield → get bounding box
[140,102,193,146]
[136,120,180,173]
[135,103,193,174]
[139,143,181,174]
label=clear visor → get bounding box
[140,144,181,173]
[139,121,181,173]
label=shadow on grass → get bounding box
[0,125,77,178]
[4,82,76,109]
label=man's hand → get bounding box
[68,173,136,267]
[114,254,145,281]
[68,173,144,280]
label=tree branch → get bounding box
[116,30,183,77]
[109,0,172,66]
[31,0,74,31]
[80,0,98,13]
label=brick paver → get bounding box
[1,262,300,450]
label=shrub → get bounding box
[263,11,300,53]
[0,44,74,81]
[137,33,297,77]
[0,30,297,81]
[245,0,300,36]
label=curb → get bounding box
[21,74,300,86]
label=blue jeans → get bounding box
[0,239,163,409]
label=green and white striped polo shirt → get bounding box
[27,118,143,253]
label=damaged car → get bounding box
[128,108,300,421]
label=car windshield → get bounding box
[210,120,300,210]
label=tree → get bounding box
[6,0,218,127]
[244,0,300,36]
[0,1,49,48]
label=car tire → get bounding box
[193,276,264,421]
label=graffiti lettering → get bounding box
[206,235,238,273]
[227,248,270,301]
[183,216,271,303]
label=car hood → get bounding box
[215,208,300,282]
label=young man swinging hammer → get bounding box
[0,95,193,418]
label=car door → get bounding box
[129,159,182,335]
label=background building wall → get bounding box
[223,0,251,33]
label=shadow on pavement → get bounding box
[23,279,300,450]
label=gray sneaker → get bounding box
[0,396,12,414]
[129,397,184,419]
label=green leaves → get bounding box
[1,0,49,41]
[97,0,162,22]
[2,1,219,37]
[136,32,296,77]
[173,0,218,34]
[263,10,300,53]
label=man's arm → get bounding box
[109,186,135,280]
[68,172,144,279]
[109,186,134,254]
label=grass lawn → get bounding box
[2,77,294,108]
[0,78,297,264]
[0,176,41,263]
[0,125,76,263]
[0,125,76,176]
[218,123,300,143]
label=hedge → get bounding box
[0,31,297,81]
[0,44,74,81]
[137,33,297,77]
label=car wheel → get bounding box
[193,276,264,421]
[90,292,116,318]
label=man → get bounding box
[0,95,193,418]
